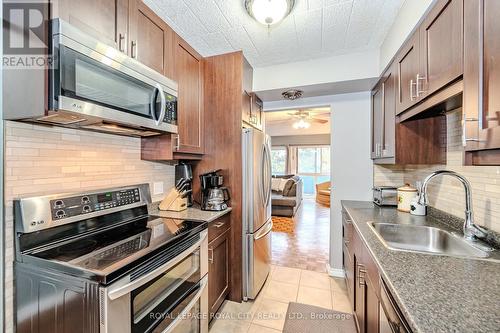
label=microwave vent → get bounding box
[37,113,87,125]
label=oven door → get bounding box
[50,21,177,133]
[100,231,208,333]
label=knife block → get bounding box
[159,188,188,212]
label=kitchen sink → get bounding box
[369,223,492,258]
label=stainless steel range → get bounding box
[14,184,208,333]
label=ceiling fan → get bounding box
[268,110,329,129]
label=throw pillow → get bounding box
[282,178,296,196]
[271,178,282,192]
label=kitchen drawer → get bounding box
[208,215,231,242]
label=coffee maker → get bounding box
[200,170,230,211]
[175,162,193,207]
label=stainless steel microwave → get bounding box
[3,19,178,137]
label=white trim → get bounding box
[326,263,345,278]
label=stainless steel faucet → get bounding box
[417,170,488,240]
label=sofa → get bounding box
[315,181,331,207]
[271,175,303,217]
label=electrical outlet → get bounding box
[153,181,164,195]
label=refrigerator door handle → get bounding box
[254,220,273,240]
[264,143,272,206]
[260,144,267,206]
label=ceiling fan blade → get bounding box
[267,119,293,124]
[311,118,329,124]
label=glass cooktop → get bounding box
[31,217,205,273]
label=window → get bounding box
[296,146,330,195]
[271,147,287,175]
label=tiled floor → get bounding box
[271,198,330,272]
[209,265,351,333]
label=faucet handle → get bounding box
[471,224,488,238]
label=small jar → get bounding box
[397,183,418,212]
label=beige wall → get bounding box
[3,121,175,333]
[374,109,500,233]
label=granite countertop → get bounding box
[148,202,232,223]
[341,200,500,333]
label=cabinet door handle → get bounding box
[131,40,137,58]
[358,265,366,288]
[416,73,427,96]
[174,135,180,151]
[118,33,125,52]
[213,222,225,228]
[409,79,417,101]
[208,247,214,263]
[462,117,484,146]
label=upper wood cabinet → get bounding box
[372,63,396,161]
[419,0,463,98]
[128,0,173,75]
[242,90,252,125]
[464,0,500,165]
[250,93,264,130]
[53,0,128,52]
[395,32,421,114]
[372,62,446,165]
[172,35,204,155]
[396,0,463,115]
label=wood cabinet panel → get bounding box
[242,90,252,126]
[251,93,264,130]
[173,36,204,154]
[129,0,172,74]
[464,0,500,159]
[346,210,381,333]
[54,0,128,51]
[208,215,231,243]
[396,32,420,114]
[208,229,231,318]
[382,66,396,159]
[371,85,384,159]
[419,0,463,98]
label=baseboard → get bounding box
[326,263,345,278]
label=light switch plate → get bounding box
[153,181,164,195]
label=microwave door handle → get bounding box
[160,275,208,333]
[107,230,207,301]
[156,83,167,126]
[150,86,160,124]
[150,83,167,126]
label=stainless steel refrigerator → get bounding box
[242,128,273,300]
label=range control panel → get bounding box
[49,188,141,221]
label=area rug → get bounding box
[271,216,295,233]
[283,302,356,333]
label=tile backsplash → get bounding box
[3,121,175,333]
[374,108,500,234]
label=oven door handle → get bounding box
[160,274,208,333]
[107,230,207,301]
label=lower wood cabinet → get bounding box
[344,209,381,333]
[208,216,231,319]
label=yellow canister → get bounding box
[397,183,418,212]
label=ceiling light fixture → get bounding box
[281,88,303,100]
[245,0,295,26]
[293,119,310,129]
